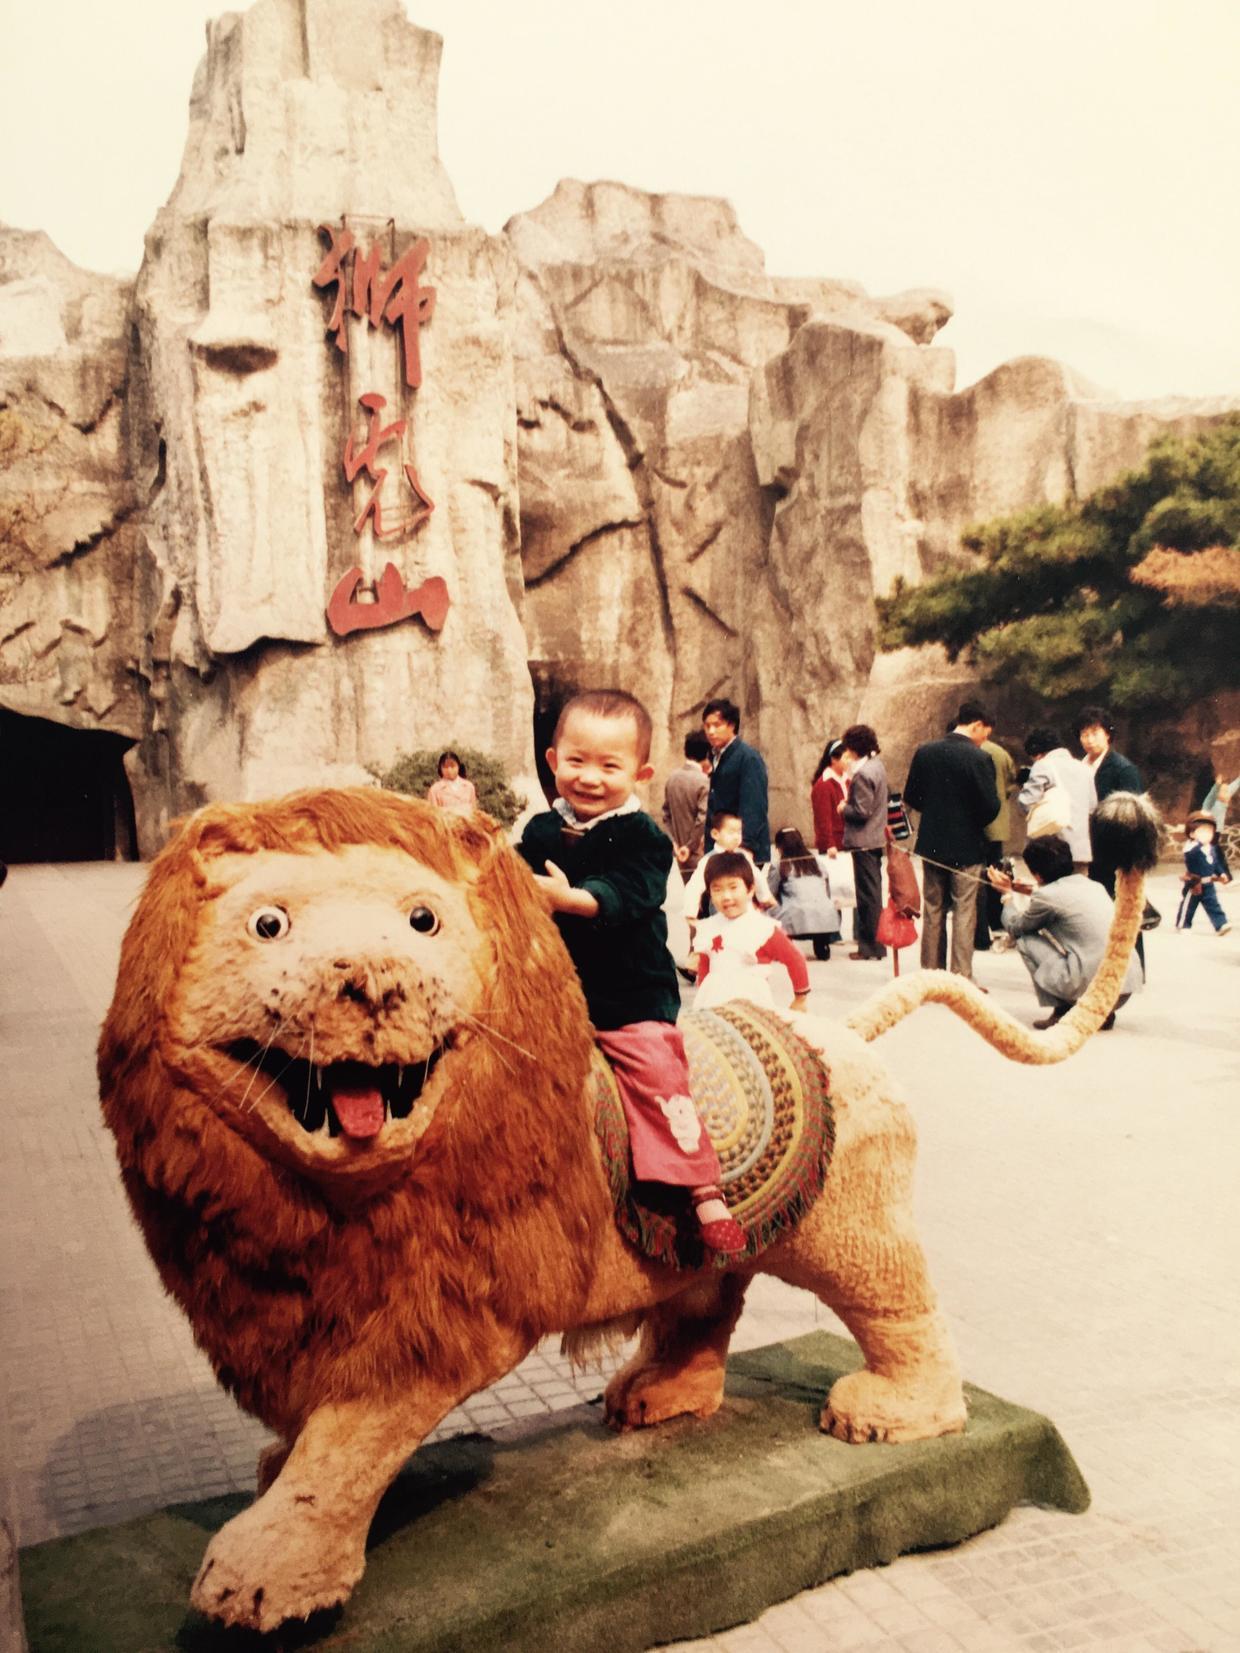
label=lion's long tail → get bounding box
[846,792,1159,1065]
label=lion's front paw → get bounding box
[822,1370,967,1445]
[190,1495,365,1632]
[604,1360,726,1431]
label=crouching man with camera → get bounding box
[987,836,1144,1030]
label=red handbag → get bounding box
[885,837,922,917]
[876,898,918,950]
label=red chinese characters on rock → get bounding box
[326,564,450,639]
[313,225,436,389]
[315,223,448,639]
[342,392,434,541]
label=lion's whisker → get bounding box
[303,1025,315,1121]
[235,1019,284,1110]
[243,1035,309,1113]
[452,1008,536,1065]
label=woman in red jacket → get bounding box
[811,739,848,856]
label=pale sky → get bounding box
[3,0,1238,400]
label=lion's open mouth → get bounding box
[226,1041,446,1141]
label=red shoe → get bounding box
[698,1216,748,1254]
[692,1185,748,1254]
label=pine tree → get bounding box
[878,414,1240,713]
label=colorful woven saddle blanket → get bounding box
[590,1001,834,1271]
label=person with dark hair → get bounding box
[1019,727,1095,869]
[838,724,889,961]
[768,826,841,959]
[987,835,1143,1028]
[426,751,477,815]
[811,738,849,856]
[1074,706,1143,800]
[702,697,770,862]
[693,851,810,1012]
[1074,705,1154,950]
[662,729,711,877]
[903,704,1000,979]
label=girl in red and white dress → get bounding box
[693,852,810,1013]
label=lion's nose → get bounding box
[332,958,408,1013]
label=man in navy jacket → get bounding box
[702,698,770,863]
[904,701,1000,979]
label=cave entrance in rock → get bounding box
[0,708,138,864]
[529,663,580,806]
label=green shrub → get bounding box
[374,745,526,829]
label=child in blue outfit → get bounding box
[1176,810,1232,934]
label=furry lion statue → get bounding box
[98,787,1156,1633]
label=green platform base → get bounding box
[20,1332,1088,1652]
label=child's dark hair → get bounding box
[703,851,754,890]
[552,689,653,763]
[437,750,466,778]
[774,826,818,879]
[710,809,742,834]
[684,730,710,762]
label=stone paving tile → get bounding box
[2,864,1238,1653]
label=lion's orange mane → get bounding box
[98,789,610,1436]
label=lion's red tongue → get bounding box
[330,1075,385,1140]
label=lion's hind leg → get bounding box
[604,1272,749,1431]
[765,1074,966,1445]
[784,1219,967,1443]
[817,1302,966,1444]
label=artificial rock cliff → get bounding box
[506,182,1234,826]
[1,0,1235,854]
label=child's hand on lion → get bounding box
[534,861,600,918]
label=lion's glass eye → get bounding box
[409,905,440,935]
[246,906,291,941]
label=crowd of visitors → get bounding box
[644,693,1232,1029]
[421,690,1233,1035]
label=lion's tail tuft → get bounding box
[1091,790,1160,874]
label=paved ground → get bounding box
[2,861,1237,1652]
